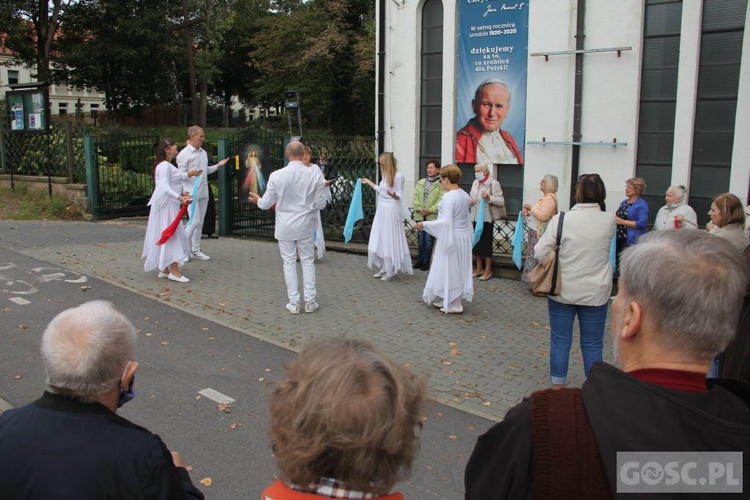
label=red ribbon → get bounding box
[156,204,189,245]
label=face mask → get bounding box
[475,172,484,181]
[118,375,136,408]
[668,203,679,209]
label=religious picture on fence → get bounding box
[239,144,269,200]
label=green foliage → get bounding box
[0,185,86,221]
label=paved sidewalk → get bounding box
[1,219,613,421]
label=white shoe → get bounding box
[191,251,211,261]
[168,273,190,283]
[157,272,169,279]
[304,302,319,313]
[381,274,393,282]
[432,301,444,309]
[373,270,386,278]
[286,302,301,314]
[440,305,463,314]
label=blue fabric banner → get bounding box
[343,179,364,243]
[511,211,524,269]
[473,198,485,247]
[187,176,200,227]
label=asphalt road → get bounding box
[0,222,495,500]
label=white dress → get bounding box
[311,164,331,259]
[367,172,413,277]
[142,161,190,272]
[422,189,474,308]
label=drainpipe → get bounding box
[376,0,386,157]
[570,0,585,205]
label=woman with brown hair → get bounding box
[362,152,413,281]
[414,165,473,314]
[263,337,427,499]
[708,192,749,252]
[142,138,200,283]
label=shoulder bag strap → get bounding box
[550,212,565,294]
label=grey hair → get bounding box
[474,78,511,103]
[543,174,559,194]
[619,231,747,359]
[41,301,137,399]
[668,185,686,201]
[187,125,203,138]
[286,140,304,158]
[474,163,491,174]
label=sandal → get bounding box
[479,273,492,281]
[472,270,484,278]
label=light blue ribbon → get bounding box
[610,234,617,276]
[472,198,485,247]
[512,211,524,270]
[343,179,363,243]
[187,176,200,226]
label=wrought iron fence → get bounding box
[1,121,87,183]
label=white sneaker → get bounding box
[373,270,386,278]
[157,272,169,279]
[286,302,301,314]
[432,301,444,308]
[381,274,393,282]
[304,302,319,313]
[191,251,211,261]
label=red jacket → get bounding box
[456,119,524,164]
[262,481,404,500]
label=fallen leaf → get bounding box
[229,423,239,430]
[161,341,169,346]
[264,368,271,372]
[532,321,540,326]
[208,337,215,341]
[202,327,209,331]
[218,302,225,307]
[18,324,28,329]
[448,341,457,348]
[258,377,265,382]
[217,404,232,413]
[483,401,491,406]
[199,478,212,486]
[540,351,547,356]
[468,425,475,431]
[195,395,201,401]
[146,333,153,336]
[450,348,462,356]
[440,358,453,366]
[13,375,22,380]
[448,435,457,440]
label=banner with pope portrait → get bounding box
[456,1,529,166]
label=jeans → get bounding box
[547,298,609,385]
[417,230,435,265]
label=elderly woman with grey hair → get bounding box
[653,185,698,231]
[521,174,558,284]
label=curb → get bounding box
[0,396,13,416]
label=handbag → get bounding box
[529,211,565,296]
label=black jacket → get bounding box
[465,362,750,499]
[0,391,204,499]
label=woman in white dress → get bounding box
[303,145,332,259]
[142,138,200,283]
[414,165,473,314]
[362,152,413,281]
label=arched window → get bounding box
[418,0,443,176]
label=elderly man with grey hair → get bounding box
[466,230,750,498]
[0,301,204,499]
[248,140,328,314]
[653,184,699,230]
[456,79,524,164]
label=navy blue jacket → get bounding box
[0,391,204,499]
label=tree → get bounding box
[247,0,375,135]
[0,0,68,84]
[55,0,183,121]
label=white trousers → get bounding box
[185,197,208,253]
[278,237,316,304]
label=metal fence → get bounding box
[1,121,87,183]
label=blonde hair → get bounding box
[268,337,427,494]
[379,152,398,187]
[626,177,647,196]
[543,174,558,194]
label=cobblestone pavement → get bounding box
[1,219,613,421]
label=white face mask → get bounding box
[475,172,484,181]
